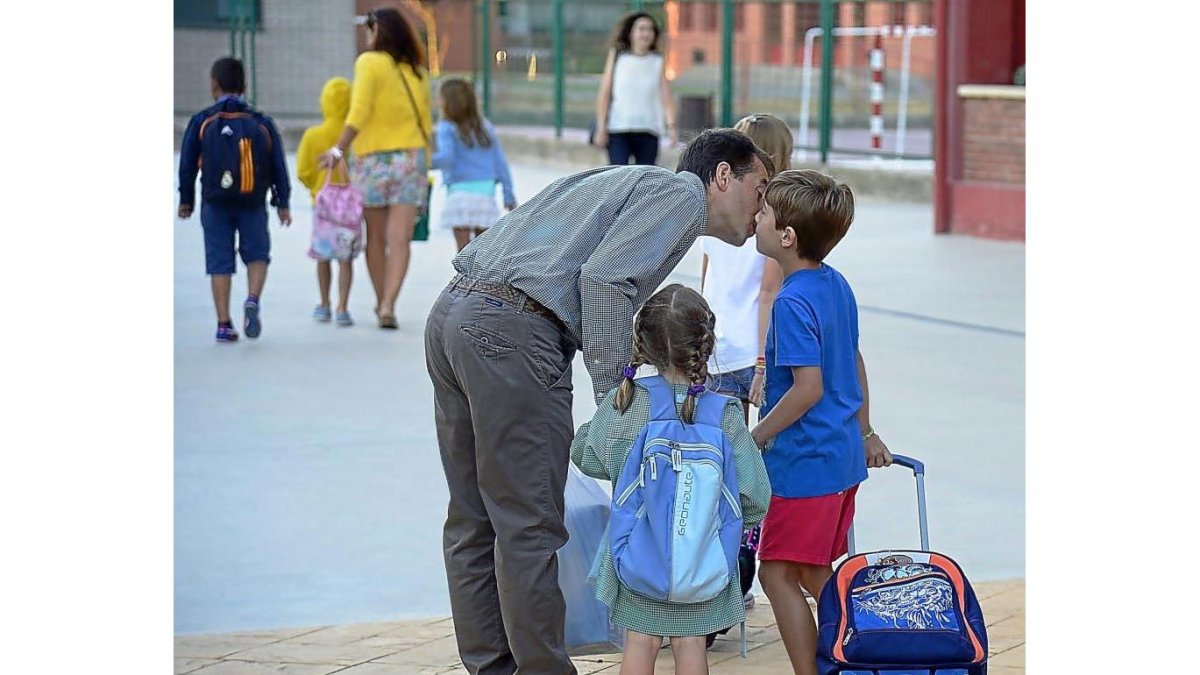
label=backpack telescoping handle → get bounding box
[846,453,930,556]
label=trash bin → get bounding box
[677,94,714,141]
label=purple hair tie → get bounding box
[622,365,637,378]
[687,384,706,397]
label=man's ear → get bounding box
[714,161,732,191]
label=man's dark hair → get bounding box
[675,128,775,186]
[210,57,246,94]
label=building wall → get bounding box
[933,0,1026,241]
[962,97,1024,185]
[175,0,358,120]
[667,1,935,80]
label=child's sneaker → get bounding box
[244,296,262,338]
[313,305,332,322]
[335,311,354,327]
[216,323,239,342]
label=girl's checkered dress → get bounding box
[570,381,772,637]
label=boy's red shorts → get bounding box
[758,485,859,566]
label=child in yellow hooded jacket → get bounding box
[297,77,357,326]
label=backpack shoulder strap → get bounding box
[639,375,680,422]
[693,390,730,429]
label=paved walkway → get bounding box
[175,580,1023,674]
[175,156,1024,670]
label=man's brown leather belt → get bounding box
[449,274,561,325]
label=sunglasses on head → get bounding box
[356,11,376,29]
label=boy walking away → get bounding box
[178,57,291,342]
[748,169,893,675]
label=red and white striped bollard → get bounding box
[869,32,885,150]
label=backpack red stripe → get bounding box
[929,553,986,663]
[832,555,870,663]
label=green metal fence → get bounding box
[467,0,935,161]
[212,0,935,161]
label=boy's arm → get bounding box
[699,253,708,293]
[751,366,822,449]
[857,349,893,468]
[722,401,772,527]
[265,118,292,224]
[177,114,203,216]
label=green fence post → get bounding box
[721,0,733,127]
[554,0,564,138]
[818,0,835,164]
[481,0,491,117]
[248,0,257,105]
[229,0,237,57]
[239,0,249,67]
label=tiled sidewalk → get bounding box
[175,580,1023,674]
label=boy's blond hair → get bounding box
[734,113,793,175]
[764,169,855,262]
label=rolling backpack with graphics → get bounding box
[608,375,744,605]
[817,456,989,675]
[198,99,275,205]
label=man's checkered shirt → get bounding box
[452,164,709,402]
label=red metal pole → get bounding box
[870,32,884,150]
[933,0,951,233]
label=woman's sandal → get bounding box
[378,312,399,330]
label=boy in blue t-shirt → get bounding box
[748,169,892,675]
[178,57,291,342]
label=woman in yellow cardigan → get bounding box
[321,7,432,330]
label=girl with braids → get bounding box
[570,283,771,675]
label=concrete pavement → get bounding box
[175,155,1024,670]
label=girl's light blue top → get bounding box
[431,118,516,206]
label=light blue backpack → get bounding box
[609,376,744,605]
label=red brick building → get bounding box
[665,1,935,80]
[933,0,1025,240]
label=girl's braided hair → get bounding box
[614,284,716,423]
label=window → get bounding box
[703,3,718,31]
[794,1,821,36]
[175,0,262,30]
[890,2,907,26]
[680,3,695,31]
[765,4,782,43]
[915,1,933,26]
[692,49,707,65]
[735,3,745,31]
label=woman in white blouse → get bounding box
[593,12,677,165]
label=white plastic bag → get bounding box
[558,464,624,653]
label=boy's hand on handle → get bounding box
[178,204,193,219]
[277,208,292,227]
[864,433,893,468]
